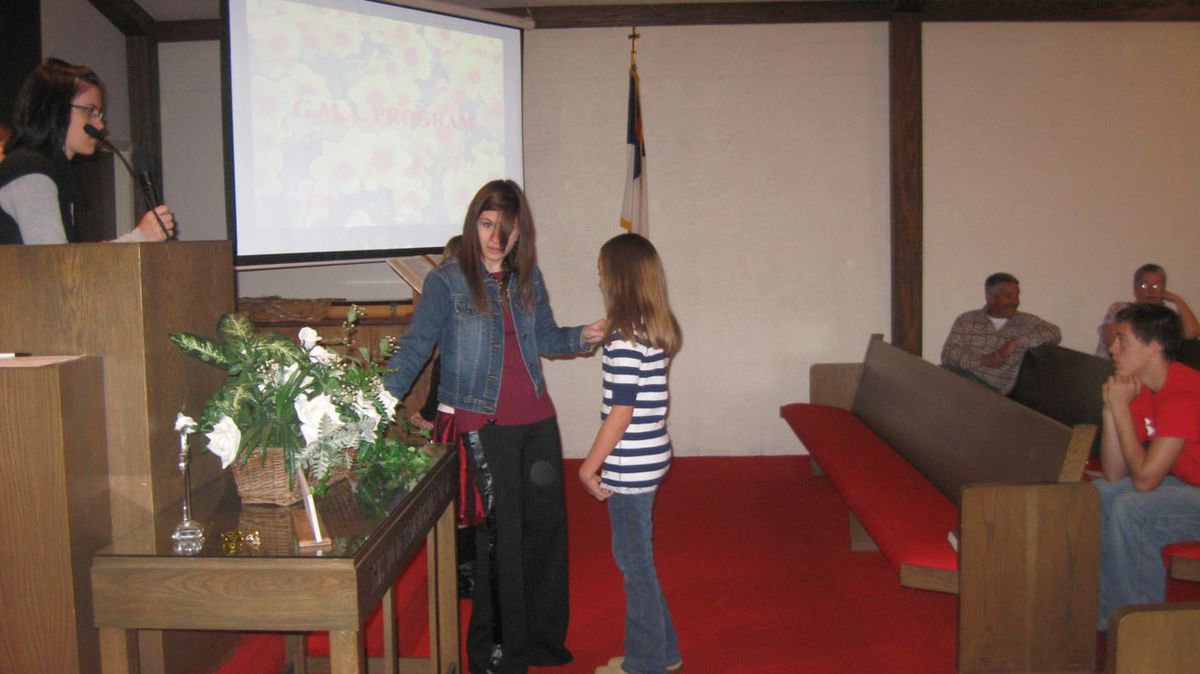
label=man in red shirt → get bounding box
[1095,303,1200,630]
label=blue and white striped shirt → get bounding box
[600,338,672,493]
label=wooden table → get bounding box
[91,448,459,674]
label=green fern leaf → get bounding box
[168,332,233,369]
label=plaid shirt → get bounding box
[940,307,1061,394]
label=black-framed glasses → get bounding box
[70,104,106,122]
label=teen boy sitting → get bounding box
[1095,303,1200,630]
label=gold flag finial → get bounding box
[629,26,640,66]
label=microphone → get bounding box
[132,150,161,206]
[84,123,171,240]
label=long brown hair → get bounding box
[458,180,537,312]
[599,233,682,354]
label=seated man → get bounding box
[1095,263,1200,358]
[940,272,1061,395]
[1095,303,1200,630]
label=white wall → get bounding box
[923,22,1200,361]
[149,21,1200,458]
[160,41,224,242]
[523,24,891,457]
[40,0,129,143]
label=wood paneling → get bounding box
[0,242,237,674]
[0,357,110,674]
[959,483,1099,673]
[1107,603,1200,673]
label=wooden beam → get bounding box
[87,0,156,37]
[889,13,922,355]
[0,0,41,128]
[921,0,1200,22]
[499,2,892,29]
[158,20,222,43]
[126,35,162,209]
[500,0,1200,29]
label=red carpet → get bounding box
[220,455,1126,673]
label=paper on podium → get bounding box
[0,354,85,368]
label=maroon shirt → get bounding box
[454,272,555,433]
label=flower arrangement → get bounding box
[170,308,431,497]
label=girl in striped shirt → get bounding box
[580,233,684,674]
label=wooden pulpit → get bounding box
[0,356,108,674]
[0,241,238,673]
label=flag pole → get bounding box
[620,26,648,236]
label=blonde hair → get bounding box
[598,233,682,354]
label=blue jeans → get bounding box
[608,490,681,674]
[1095,476,1200,630]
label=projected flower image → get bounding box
[241,0,511,238]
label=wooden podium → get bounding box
[0,242,237,673]
[0,356,109,674]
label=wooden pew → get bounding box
[783,336,1099,673]
[1106,602,1200,674]
[1009,343,1113,458]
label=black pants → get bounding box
[467,417,573,674]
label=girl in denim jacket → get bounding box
[385,180,603,674]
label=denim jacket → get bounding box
[384,258,589,414]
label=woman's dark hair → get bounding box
[7,58,104,156]
[458,179,537,312]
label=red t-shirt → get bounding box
[1130,361,1200,485]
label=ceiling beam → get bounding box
[158,20,222,43]
[501,2,892,29]
[87,0,156,37]
[499,0,1200,29]
[921,0,1200,21]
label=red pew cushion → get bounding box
[781,403,959,572]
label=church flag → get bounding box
[620,61,648,236]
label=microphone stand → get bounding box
[83,124,172,240]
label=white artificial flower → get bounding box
[276,362,313,390]
[353,391,383,437]
[378,387,399,422]
[308,345,339,365]
[298,327,320,350]
[206,415,242,469]
[294,393,343,445]
[174,412,197,433]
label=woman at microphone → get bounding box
[0,58,174,244]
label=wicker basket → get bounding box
[231,447,350,506]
